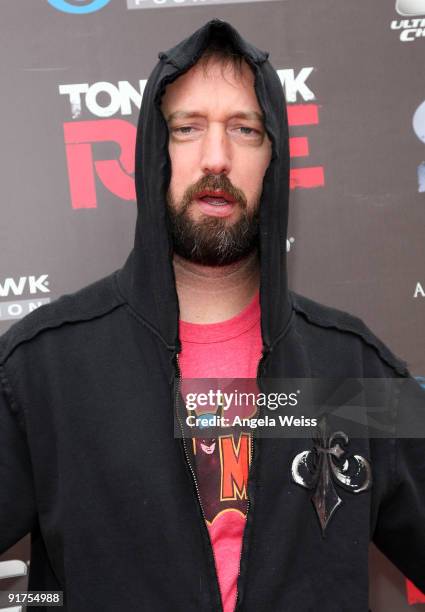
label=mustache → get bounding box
[181,174,248,210]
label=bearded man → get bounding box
[0,19,424,612]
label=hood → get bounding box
[117,18,293,353]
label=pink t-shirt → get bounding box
[179,291,262,612]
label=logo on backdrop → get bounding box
[58,68,324,209]
[0,275,51,321]
[413,99,425,192]
[47,0,112,13]
[391,0,425,41]
[127,0,278,8]
[396,0,425,15]
[286,237,295,253]
[0,559,29,612]
[413,282,425,298]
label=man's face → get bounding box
[161,56,272,265]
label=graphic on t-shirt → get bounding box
[191,425,251,523]
[182,379,258,524]
[219,434,250,501]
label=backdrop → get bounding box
[1,1,424,610]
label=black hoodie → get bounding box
[0,19,424,612]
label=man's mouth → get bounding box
[195,190,237,207]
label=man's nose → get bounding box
[200,125,231,176]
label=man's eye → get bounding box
[239,127,256,135]
[232,126,262,138]
[173,126,196,135]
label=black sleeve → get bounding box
[0,364,36,554]
[373,378,425,591]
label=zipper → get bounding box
[233,348,269,611]
[174,352,224,612]
[234,419,254,610]
[174,348,270,612]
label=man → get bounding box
[0,19,424,612]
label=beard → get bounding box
[166,174,260,266]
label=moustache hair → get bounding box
[181,174,248,211]
[165,172,259,265]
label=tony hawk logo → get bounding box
[0,275,51,321]
[391,0,425,41]
[59,69,324,209]
[63,120,136,208]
